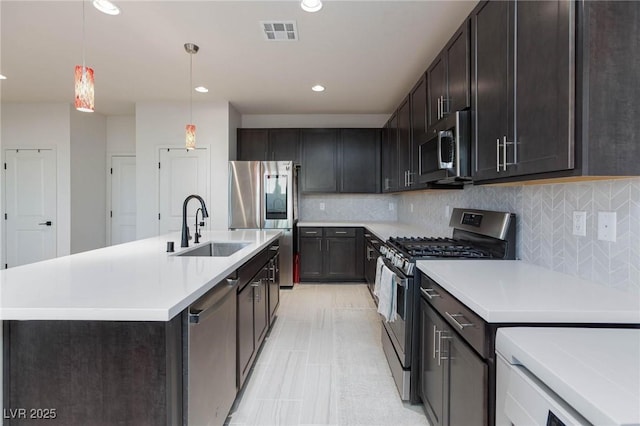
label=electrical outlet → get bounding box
[445,205,451,219]
[319,202,325,211]
[597,211,616,242]
[389,202,395,212]
[572,211,586,236]
[410,203,414,213]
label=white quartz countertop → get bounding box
[416,260,640,324]
[297,221,431,241]
[497,327,640,426]
[0,230,281,321]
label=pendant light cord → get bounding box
[82,0,86,69]
[189,52,193,123]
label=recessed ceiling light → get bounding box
[301,0,323,13]
[0,74,7,80]
[93,0,120,16]
[195,86,209,93]
[312,85,325,92]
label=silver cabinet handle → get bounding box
[436,329,442,366]
[335,231,347,234]
[502,136,508,171]
[437,97,442,120]
[305,231,318,235]
[420,287,441,299]
[318,239,322,251]
[445,312,474,330]
[432,325,438,360]
[407,171,414,186]
[496,138,501,172]
[438,330,451,365]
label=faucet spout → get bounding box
[181,194,209,248]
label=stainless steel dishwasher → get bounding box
[187,277,238,426]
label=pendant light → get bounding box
[184,43,199,150]
[75,0,95,112]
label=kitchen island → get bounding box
[0,229,282,426]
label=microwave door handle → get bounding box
[437,131,444,169]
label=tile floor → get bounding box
[227,283,429,426]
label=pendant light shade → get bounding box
[75,1,94,113]
[74,65,95,112]
[185,124,196,150]
[184,43,200,150]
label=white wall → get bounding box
[135,101,234,238]
[228,104,240,161]
[1,103,72,258]
[241,114,389,128]
[107,115,135,154]
[70,108,107,254]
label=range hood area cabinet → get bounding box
[471,0,640,183]
[300,128,381,194]
[382,18,470,193]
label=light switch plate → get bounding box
[319,202,325,211]
[572,211,586,236]
[388,202,395,211]
[410,203,414,213]
[597,211,616,242]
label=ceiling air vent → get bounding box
[260,21,298,41]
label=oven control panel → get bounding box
[461,212,483,227]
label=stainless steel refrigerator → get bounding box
[229,161,297,287]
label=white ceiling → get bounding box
[0,0,478,116]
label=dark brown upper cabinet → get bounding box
[237,129,300,163]
[397,95,413,190]
[472,0,639,183]
[339,129,381,194]
[427,20,471,130]
[300,128,381,194]
[410,74,428,190]
[300,129,339,193]
[382,114,399,193]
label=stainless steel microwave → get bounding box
[417,110,471,184]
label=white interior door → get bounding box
[110,155,137,245]
[158,148,209,234]
[4,149,57,268]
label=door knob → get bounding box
[38,221,52,226]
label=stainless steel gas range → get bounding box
[377,208,516,403]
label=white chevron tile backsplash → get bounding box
[397,177,640,293]
[299,177,640,293]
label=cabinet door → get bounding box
[410,76,428,185]
[472,0,513,181]
[397,96,412,189]
[428,55,447,128]
[382,115,399,192]
[448,331,487,426]
[254,270,269,347]
[446,20,471,113]
[300,129,338,193]
[268,255,280,323]
[237,129,268,161]
[269,129,300,163]
[512,0,573,176]
[299,237,323,280]
[237,283,255,385]
[325,237,357,280]
[420,300,446,426]
[340,129,380,193]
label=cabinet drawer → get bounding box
[420,273,488,358]
[324,227,356,238]
[299,227,323,237]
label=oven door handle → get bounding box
[394,275,408,289]
[381,256,408,279]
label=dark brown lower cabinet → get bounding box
[420,299,487,426]
[299,227,364,282]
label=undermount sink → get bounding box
[177,242,250,257]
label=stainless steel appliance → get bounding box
[417,110,471,184]
[378,208,516,403]
[229,161,297,287]
[187,277,238,426]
